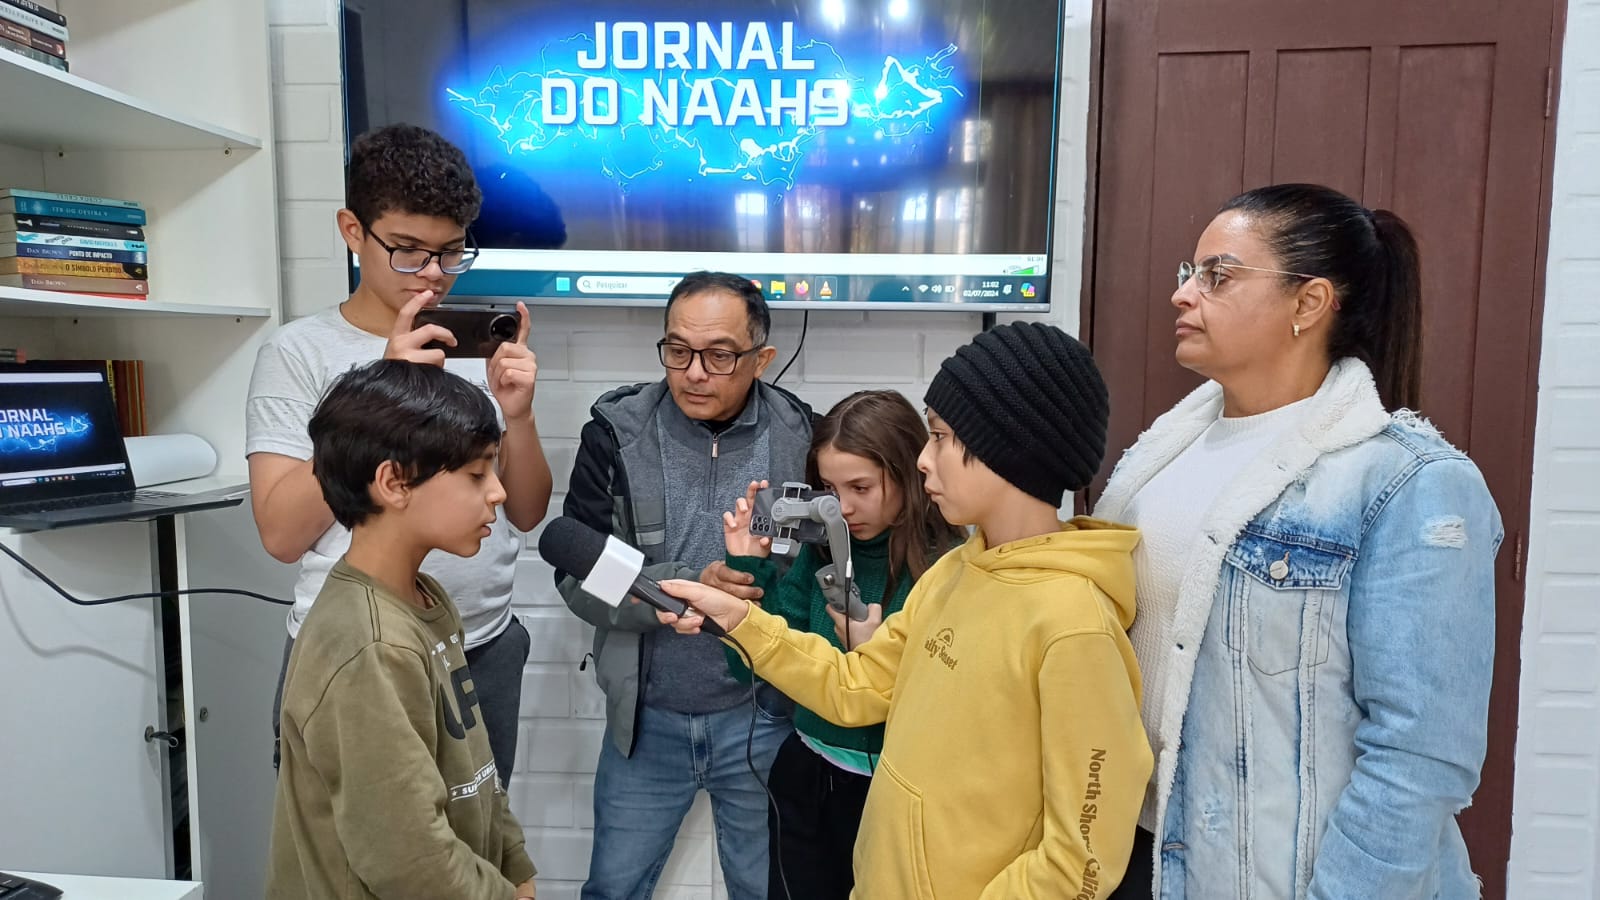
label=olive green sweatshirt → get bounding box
[267,560,535,900]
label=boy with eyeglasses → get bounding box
[555,271,816,899]
[246,123,553,785]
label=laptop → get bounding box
[0,362,243,531]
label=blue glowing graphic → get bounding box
[0,410,92,455]
[445,20,964,193]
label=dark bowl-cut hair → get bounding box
[309,360,501,528]
[345,123,483,229]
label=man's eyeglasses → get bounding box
[1176,256,1316,294]
[657,340,761,375]
[364,227,479,275]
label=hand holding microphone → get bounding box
[654,578,751,636]
[538,516,740,637]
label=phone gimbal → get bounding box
[748,482,871,622]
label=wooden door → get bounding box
[1086,0,1562,894]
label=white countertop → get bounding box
[7,872,201,900]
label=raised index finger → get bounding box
[393,288,437,336]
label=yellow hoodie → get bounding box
[727,517,1151,899]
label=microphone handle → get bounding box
[632,576,728,637]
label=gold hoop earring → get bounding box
[1293,323,1301,338]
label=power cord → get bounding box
[771,311,808,386]
[0,541,292,606]
[725,631,794,900]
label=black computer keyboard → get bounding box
[0,873,61,900]
[3,489,180,515]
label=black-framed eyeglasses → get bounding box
[657,340,761,375]
[364,227,479,275]
[1177,255,1316,294]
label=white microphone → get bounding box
[538,516,727,637]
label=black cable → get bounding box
[838,571,879,779]
[0,541,293,606]
[725,630,793,900]
[771,310,808,385]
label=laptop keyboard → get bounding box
[2,489,181,515]
[0,873,61,899]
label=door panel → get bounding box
[1088,0,1559,893]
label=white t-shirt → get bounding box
[1122,397,1310,829]
[244,305,518,648]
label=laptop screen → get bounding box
[0,363,135,507]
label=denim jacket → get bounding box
[1095,359,1502,899]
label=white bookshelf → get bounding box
[0,0,285,892]
[0,0,283,455]
[0,285,270,318]
[0,51,261,152]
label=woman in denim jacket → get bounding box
[1097,184,1503,900]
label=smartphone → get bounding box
[412,307,521,358]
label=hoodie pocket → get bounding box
[861,759,936,899]
[1223,529,1354,676]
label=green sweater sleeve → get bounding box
[723,547,820,682]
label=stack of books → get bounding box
[0,0,66,72]
[0,188,150,298]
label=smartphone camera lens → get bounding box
[489,313,519,342]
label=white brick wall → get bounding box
[265,1,1095,895]
[1508,3,1600,897]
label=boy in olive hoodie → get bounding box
[658,322,1151,899]
[267,360,536,900]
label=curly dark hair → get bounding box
[345,124,483,228]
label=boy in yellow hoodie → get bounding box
[658,321,1152,899]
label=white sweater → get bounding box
[1120,399,1310,828]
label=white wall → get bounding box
[265,0,1094,896]
[1508,2,1600,897]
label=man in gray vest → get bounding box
[557,271,812,899]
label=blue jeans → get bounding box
[583,686,793,900]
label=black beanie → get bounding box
[923,321,1109,505]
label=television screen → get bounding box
[341,0,1065,311]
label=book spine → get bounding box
[1,214,144,241]
[112,360,133,436]
[26,28,60,58]
[15,231,147,252]
[0,18,59,57]
[0,1,64,41]
[135,360,146,436]
[0,31,63,70]
[14,273,149,295]
[0,257,148,279]
[6,198,145,225]
[0,0,65,28]
[3,189,142,211]
[8,244,146,263]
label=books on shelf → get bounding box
[0,213,145,241]
[1,188,152,301]
[51,358,147,436]
[0,0,66,70]
[0,273,149,295]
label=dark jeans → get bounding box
[1108,826,1156,899]
[272,616,531,787]
[766,732,873,900]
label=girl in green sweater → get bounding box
[713,389,964,900]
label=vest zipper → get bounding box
[709,432,720,506]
